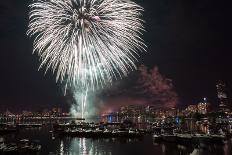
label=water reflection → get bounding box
[57,138,143,155]
[1,124,231,155]
[60,140,64,155]
[55,136,232,155]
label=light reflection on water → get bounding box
[57,137,136,155]
[1,126,232,155]
[52,136,232,155]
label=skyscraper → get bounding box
[216,80,230,112]
[197,98,211,114]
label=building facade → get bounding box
[216,81,230,112]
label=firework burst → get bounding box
[27,0,145,90]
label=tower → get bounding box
[197,98,211,114]
[216,80,230,112]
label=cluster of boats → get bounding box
[58,128,144,138]
[53,122,148,138]
[151,120,232,146]
[0,123,43,135]
[16,124,42,128]
[0,124,17,135]
[153,133,227,145]
[0,139,41,154]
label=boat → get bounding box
[2,143,18,153]
[190,148,200,155]
[192,134,212,144]
[0,137,5,152]
[210,134,226,144]
[0,128,17,135]
[57,126,145,138]
[152,134,162,142]
[92,128,104,137]
[177,134,192,143]
[161,134,177,143]
[84,129,94,137]
[17,123,42,128]
[128,129,143,138]
[102,129,112,137]
[18,139,41,151]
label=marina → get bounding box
[0,138,41,155]
[153,133,227,145]
[0,117,231,154]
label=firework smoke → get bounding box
[136,65,178,108]
[100,65,179,111]
[70,87,104,118]
[70,88,88,118]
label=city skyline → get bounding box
[0,0,232,112]
[0,94,229,115]
[0,79,230,113]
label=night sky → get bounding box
[0,0,232,112]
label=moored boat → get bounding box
[152,134,162,142]
[161,134,177,143]
[177,134,192,143]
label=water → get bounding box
[2,126,232,155]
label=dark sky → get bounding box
[0,0,232,112]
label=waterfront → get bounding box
[1,124,232,155]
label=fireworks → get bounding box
[27,0,145,89]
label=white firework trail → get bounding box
[27,0,146,90]
[81,88,88,118]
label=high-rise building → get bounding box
[197,98,211,114]
[184,105,198,116]
[216,80,230,112]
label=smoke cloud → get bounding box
[68,65,179,117]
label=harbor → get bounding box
[0,122,231,155]
[0,115,231,154]
[0,138,41,155]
